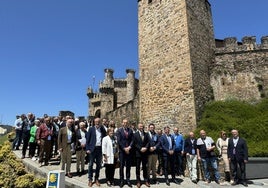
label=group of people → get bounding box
[12,113,249,187]
[187,129,249,187]
[85,118,183,187]
[216,129,249,187]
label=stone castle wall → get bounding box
[211,36,268,101]
[138,0,214,132]
[186,0,215,123]
[106,95,139,127]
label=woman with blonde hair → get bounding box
[216,131,231,182]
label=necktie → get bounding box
[124,128,128,139]
[141,131,144,141]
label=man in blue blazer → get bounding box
[228,129,248,187]
[117,119,134,188]
[160,126,180,186]
[86,118,106,187]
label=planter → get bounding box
[247,157,268,179]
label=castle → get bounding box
[87,69,139,123]
[87,0,268,132]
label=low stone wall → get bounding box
[247,157,268,179]
[190,157,268,180]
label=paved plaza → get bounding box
[13,150,268,188]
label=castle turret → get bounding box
[100,68,114,93]
[104,68,114,86]
[87,87,94,99]
[126,69,136,102]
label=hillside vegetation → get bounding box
[196,98,268,157]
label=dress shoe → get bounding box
[173,179,180,184]
[192,179,197,184]
[242,182,248,187]
[88,180,93,187]
[127,181,132,187]
[95,180,100,187]
[152,179,159,184]
[145,182,150,187]
[119,181,124,188]
[231,181,238,186]
[107,181,112,187]
[205,179,211,184]
[166,180,170,186]
[66,173,72,178]
[136,182,141,188]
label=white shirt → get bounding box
[166,134,172,150]
[95,127,102,146]
[233,137,239,147]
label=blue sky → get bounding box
[0,0,267,125]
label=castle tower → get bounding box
[102,68,114,89]
[126,69,136,102]
[99,68,115,117]
[138,0,215,132]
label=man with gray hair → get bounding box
[228,129,248,187]
[197,130,221,184]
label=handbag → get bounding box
[114,152,119,159]
[115,158,120,168]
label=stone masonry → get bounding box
[211,36,268,101]
[138,0,214,132]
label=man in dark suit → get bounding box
[133,123,150,188]
[147,123,160,184]
[160,126,180,186]
[117,119,134,188]
[184,131,198,184]
[75,121,87,176]
[228,129,248,187]
[86,118,106,187]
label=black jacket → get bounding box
[133,131,150,157]
[227,137,248,162]
[184,137,197,155]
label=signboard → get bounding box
[46,170,65,188]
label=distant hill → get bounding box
[0,125,14,134]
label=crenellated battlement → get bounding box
[215,36,268,54]
[87,87,101,100]
[89,92,102,103]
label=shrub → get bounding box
[196,99,268,157]
[0,141,46,188]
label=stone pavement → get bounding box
[13,150,268,188]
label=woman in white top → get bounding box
[216,131,231,182]
[102,128,118,186]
